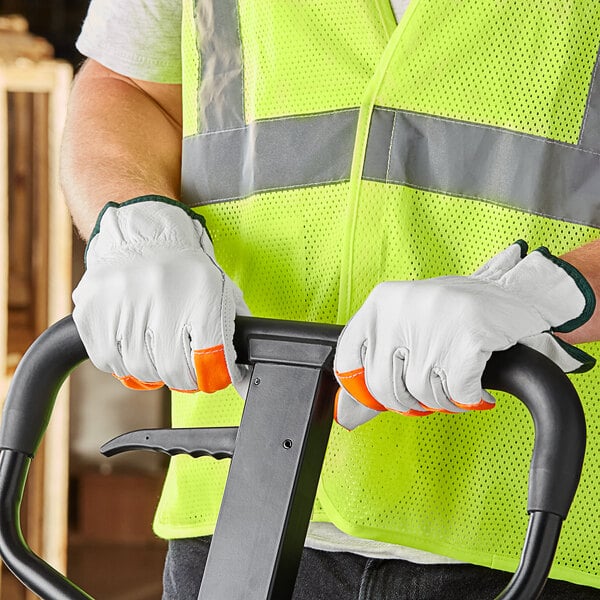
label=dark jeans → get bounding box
[162,537,600,599]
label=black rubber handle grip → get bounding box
[0,315,87,456]
[482,345,586,517]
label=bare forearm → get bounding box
[60,60,182,240]
[560,238,600,344]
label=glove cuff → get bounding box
[554,336,597,373]
[498,246,596,334]
[534,247,596,333]
[85,195,209,266]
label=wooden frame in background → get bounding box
[0,59,73,596]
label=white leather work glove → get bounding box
[334,241,596,430]
[72,196,250,396]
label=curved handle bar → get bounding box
[0,315,587,600]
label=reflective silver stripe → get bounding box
[181,110,359,205]
[197,0,244,132]
[364,108,600,228]
[579,47,600,153]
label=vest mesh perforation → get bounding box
[376,0,600,143]
[238,1,390,121]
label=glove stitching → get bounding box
[219,274,237,387]
[196,347,225,356]
[338,370,364,380]
[143,328,161,379]
[429,366,464,411]
[198,226,214,255]
[93,242,202,258]
[391,347,420,413]
[181,325,198,389]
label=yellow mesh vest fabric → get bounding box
[156,0,600,588]
[238,0,395,121]
[375,0,600,141]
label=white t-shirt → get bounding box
[77,0,412,84]
[76,0,460,566]
[77,0,183,83]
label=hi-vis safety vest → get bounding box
[153,0,600,588]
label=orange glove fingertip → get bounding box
[114,374,165,391]
[193,345,231,393]
[335,367,386,411]
[451,397,495,411]
[397,407,435,417]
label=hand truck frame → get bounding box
[0,315,587,599]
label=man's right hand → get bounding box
[72,196,250,395]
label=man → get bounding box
[62,1,600,597]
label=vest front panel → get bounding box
[156,0,600,587]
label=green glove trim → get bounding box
[514,238,529,258]
[85,195,210,266]
[534,246,596,334]
[552,335,596,374]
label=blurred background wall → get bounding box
[0,0,87,64]
[0,2,169,598]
